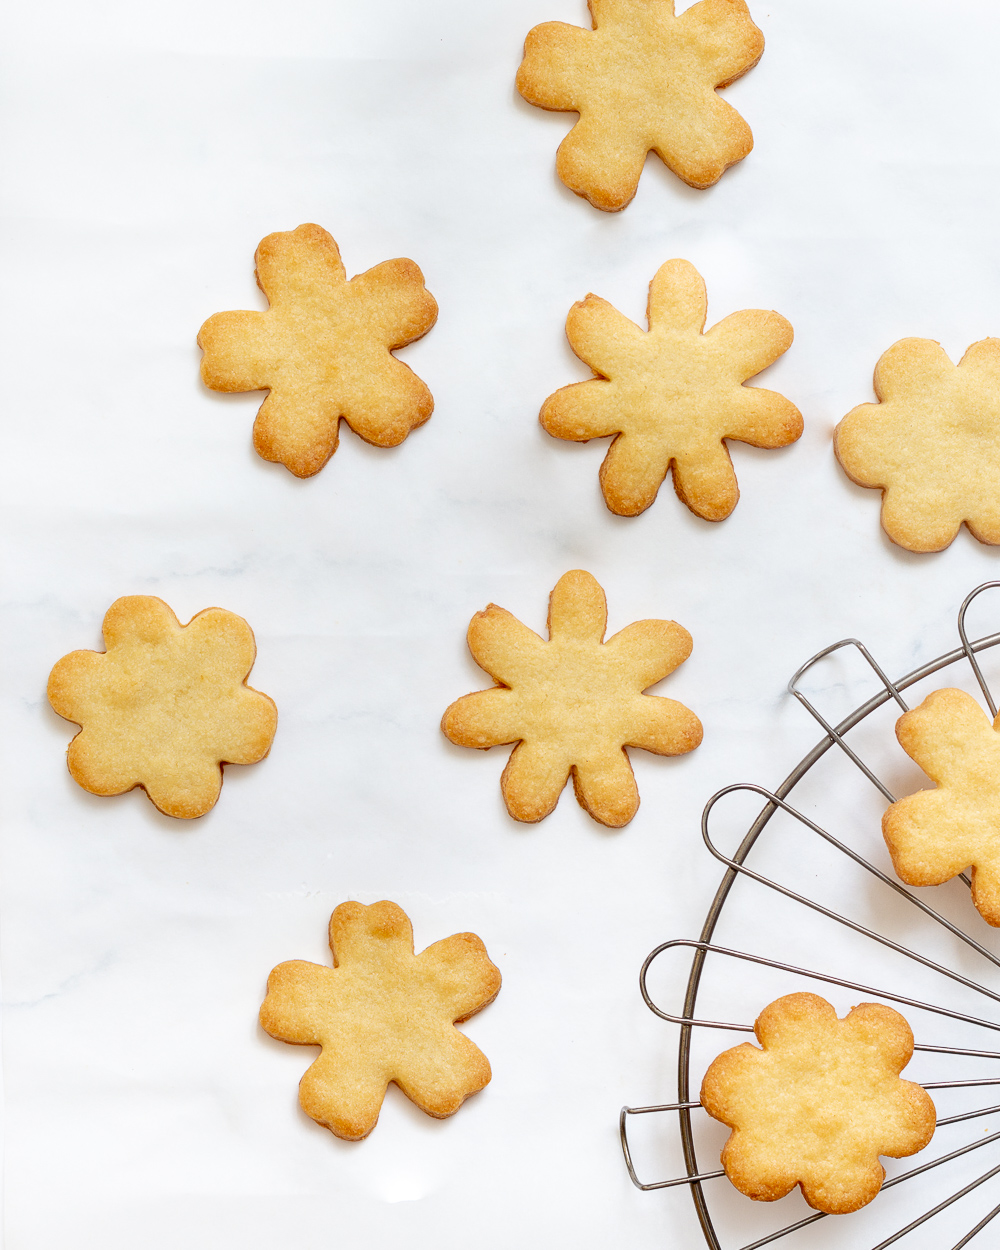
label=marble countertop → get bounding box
[5,2,1000,1247]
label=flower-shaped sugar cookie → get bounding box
[198,224,438,477]
[260,900,501,1140]
[47,596,277,819]
[701,993,936,1214]
[540,260,801,520]
[883,687,1000,925]
[441,570,702,827]
[835,337,1000,552]
[516,0,765,211]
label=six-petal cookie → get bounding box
[541,260,801,520]
[441,569,702,827]
[701,993,936,1214]
[516,0,765,210]
[198,223,438,477]
[47,596,277,819]
[835,337,1000,552]
[883,687,1000,925]
[260,900,501,1140]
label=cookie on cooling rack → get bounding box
[47,596,277,819]
[198,224,438,477]
[883,687,1000,925]
[441,569,702,827]
[260,900,501,1140]
[835,337,1000,552]
[539,259,801,520]
[701,992,935,1214]
[516,0,765,210]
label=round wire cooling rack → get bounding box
[620,581,1000,1250]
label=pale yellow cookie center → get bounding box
[515,638,640,756]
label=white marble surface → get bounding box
[5,1,1000,1247]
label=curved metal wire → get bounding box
[623,582,1000,1249]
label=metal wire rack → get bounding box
[620,581,1000,1249]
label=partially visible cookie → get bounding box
[516,0,765,211]
[701,993,936,1214]
[540,259,801,520]
[198,224,438,477]
[47,596,277,819]
[835,337,1000,552]
[883,687,1000,925]
[441,569,702,827]
[260,900,501,1140]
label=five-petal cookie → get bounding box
[883,687,1000,925]
[260,900,501,1140]
[516,0,765,210]
[701,993,936,1214]
[540,260,801,520]
[198,224,438,477]
[47,596,277,819]
[835,337,1000,552]
[441,569,702,827]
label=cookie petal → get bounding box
[418,933,502,1021]
[724,386,803,449]
[565,293,646,378]
[556,113,649,212]
[547,569,607,642]
[499,740,572,822]
[259,960,336,1044]
[349,258,438,349]
[647,259,708,335]
[297,1047,390,1140]
[678,0,764,85]
[540,378,621,441]
[441,688,522,749]
[252,387,341,478]
[571,748,639,827]
[706,309,794,380]
[671,444,739,520]
[650,92,753,189]
[198,310,276,392]
[624,696,703,756]
[466,604,546,686]
[599,432,671,516]
[516,22,592,109]
[605,619,693,688]
[393,1029,493,1118]
[339,355,434,448]
[254,223,346,308]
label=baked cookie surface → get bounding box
[835,337,1000,552]
[701,993,936,1215]
[198,224,438,477]
[883,687,1000,925]
[516,0,765,210]
[540,259,800,520]
[260,900,501,1140]
[441,569,702,827]
[47,596,277,819]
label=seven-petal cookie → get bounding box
[47,596,277,819]
[198,223,438,477]
[516,0,765,210]
[540,260,801,520]
[883,687,1000,925]
[701,993,936,1214]
[835,337,1000,552]
[260,900,501,1140]
[441,569,702,827]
